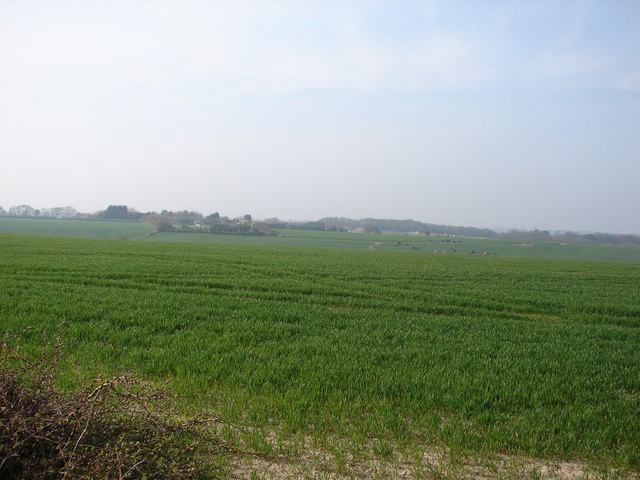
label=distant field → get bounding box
[2,217,638,262]
[145,229,381,250]
[2,233,639,471]
[0,217,152,240]
[148,228,640,263]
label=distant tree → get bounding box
[203,212,220,225]
[250,222,275,236]
[320,217,497,238]
[62,206,77,218]
[495,229,640,245]
[157,222,175,232]
[530,229,551,242]
[127,207,144,221]
[140,213,161,228]
[103,205,129,220]
[243,214,252,222]
[554,231,590,244]
[263,218,288,228]
[50,207,65,218]
[173,210,203,225]
[9,205,34,216]
[303,221,325,231]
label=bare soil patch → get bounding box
[369,242,383,251]
[228,435,635,479]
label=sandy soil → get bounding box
[228,437,635,480]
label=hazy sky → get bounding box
[1,0,639,233]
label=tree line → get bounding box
[0,204,77,219]
[141,210,274,236]
[3,204,639,245]
[319,217,499,238]
[498,229,640,246]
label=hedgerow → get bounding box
[0,328,227,479]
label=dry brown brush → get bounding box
[0,328,228,479]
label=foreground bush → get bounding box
[0,329,227,479]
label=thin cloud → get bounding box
[0,3,495,96]
[614,71,640,91]
[1,1,639,233]
[201,34,495,94]
[537,50,608,85]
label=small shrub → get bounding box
[0,328,227,479]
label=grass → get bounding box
[1,233,639,473]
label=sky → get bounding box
[1,0,639,233]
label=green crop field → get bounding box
[130,228,640,263]
[0,217,153,240]
[273,229,640,262]
[1,232,639,476]
[147,228,640,262]
[2,217,639,263]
